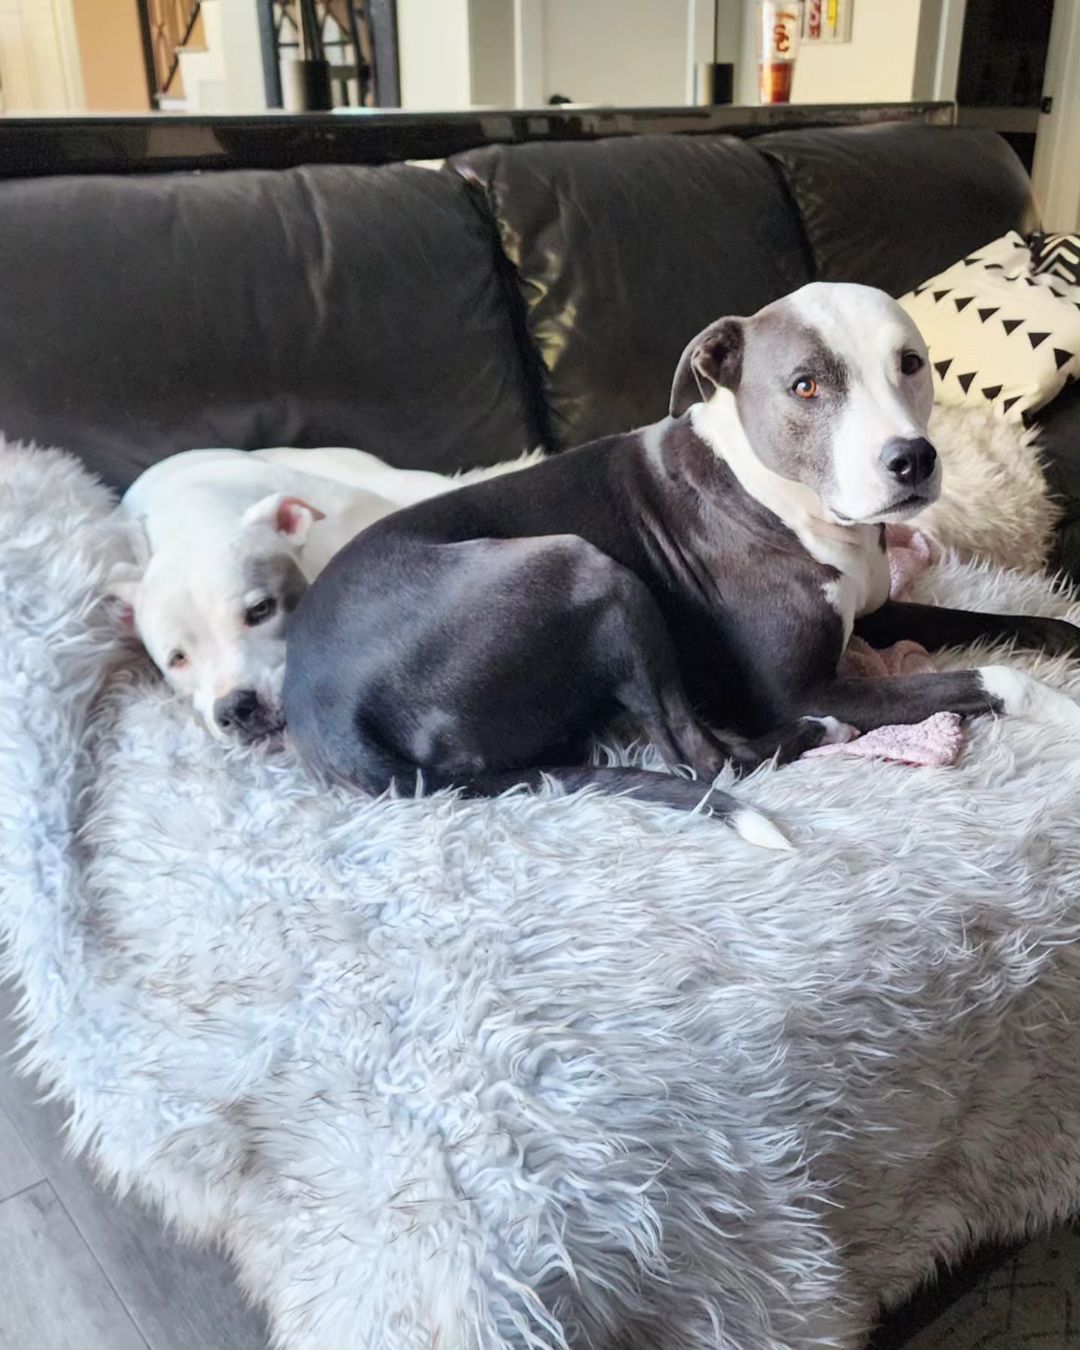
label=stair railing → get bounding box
[136,0,204,107]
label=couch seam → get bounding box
[448,162,558,456]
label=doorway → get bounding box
[0,0,83,112]
[942,0,1080,231]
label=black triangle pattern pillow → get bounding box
[900,231,1080,421]
[1030,231,1080,287]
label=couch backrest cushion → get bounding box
[756,123,1037,298]
[0,164,541,490]
[451,133,813,450]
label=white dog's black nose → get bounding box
[214,688,261,734]
[881,437,937,488]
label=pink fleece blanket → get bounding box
[803,525,965,767]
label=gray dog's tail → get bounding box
[460,766,792,850]
[328,724,791,850]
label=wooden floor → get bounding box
[0,980,270,1350]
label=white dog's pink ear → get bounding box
[104,562,142,633]
[276,497,326,540]
[243,494,326,545]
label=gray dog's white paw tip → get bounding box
[804,715,860,745]
[980,666,1080,731]
[731,807,795,851]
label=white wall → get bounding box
[215,0,267,111]
[789,0,926,104]
[397,0,517,109]
[539,0,689,105]
[470,0,515,105]
[397,0,473,109]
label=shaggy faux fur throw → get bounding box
[920,403,1059,572]
[2,441,1079,1350]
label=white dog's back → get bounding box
[123,447,455,571]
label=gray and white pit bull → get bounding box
[283,283,1080,845]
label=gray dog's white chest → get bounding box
[816,526,891,643]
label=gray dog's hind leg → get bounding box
[855,600,1080,657]
[308,533,792,848]
[432,543,790,847]
[790,667,1080,734]
[594,563,762,781]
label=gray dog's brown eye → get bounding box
[900,351,924,375]
[792,376,818,399]
[244,597,277,627]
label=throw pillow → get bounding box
[899,231,1080,421]
[1029,230,1080,287]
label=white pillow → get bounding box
[899,231,1080,421]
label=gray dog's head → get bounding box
[670,282,938,525]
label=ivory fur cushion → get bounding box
[920,402,1059,575]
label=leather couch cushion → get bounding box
[1034,379,1080,577]
[0,164,542,490]
[451,134,812,449]
[757,123,1037,299]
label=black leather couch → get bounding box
[1,115,1075,1344]
[2,119,1077,527]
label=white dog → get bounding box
[110,447,537,740]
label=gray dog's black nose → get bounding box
[214,688,261,733]
[882,437,938,488]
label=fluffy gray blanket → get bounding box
[1,444,1079,1350]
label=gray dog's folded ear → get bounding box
[669,318,745,418]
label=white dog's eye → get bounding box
[900,351,924,375]
[244,597,277,627]
[167,649,188,670]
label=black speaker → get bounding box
[692,62,735,106]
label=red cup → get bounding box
[757,2,802,104]
[759,60,795,104]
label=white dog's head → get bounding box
[109,494,321,742]
[671,282,939,525]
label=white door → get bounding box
[1032,0,1080,230]
[0,0,84,113]
[921,0,1080,231]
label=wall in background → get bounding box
[71,0,148,111]
[538,0,687,105]
[790,1,927,103]
[513,0,935,110]
[393,0,967,115]
[469,0,514,106]
[396,0,692,110]
[397,0,472,108]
